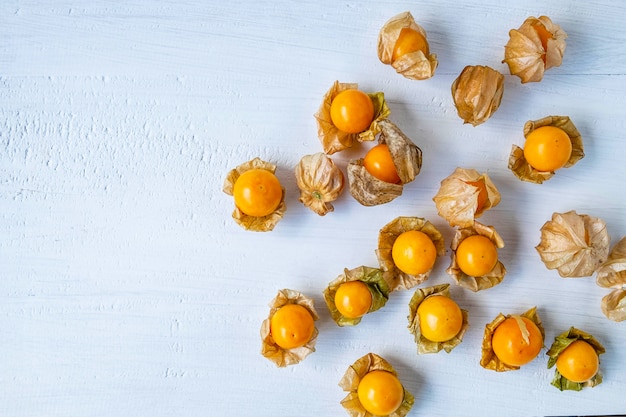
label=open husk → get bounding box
[339,352,415,417]
[377,216,446,292]
[323,266,390,327]
[223,157,287,232]
[348,119,422,206]
[536,210,610,278]
[451,65,504,126]
[433,167,501,228]
[446,222,506,292]
[377,11,438,80]
[260,289,319,367]
[295,153,345,216]
[480,306,545,372]
[596,236,626,321]
[546,327,605,391]
[314,80,391,155]
[508,115,584,184]
[407,283,469,354]
[503,16,567,83]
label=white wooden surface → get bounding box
[2,1,626,416]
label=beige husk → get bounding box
[432,167,501,228]
[503,16,567,83]
[348,119,422,206]
[314,80,391,155]
[596,236,626,321]
[446,222,506,292]
[376,216,445,292]
[407,284,469,354]
[223,157,287,232]
[536,210,610,278]
[377,11,438,80]
[295,153,345,216]
[480,307,545,372]
[339,352,415,417]
[508,115,584,183]
[260,289,319,367]
[451,65,505,126]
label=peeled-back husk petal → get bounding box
[339,352,415,417]
[223,157,287,232]
[260,289,319,367]
[377,11,438,80]
[446,222,506,292]
[451,65,505,126]
[314,81,391,155]
[377,216,446,292]
[407,284,469,354]
[536,210,610,277]
[433,167,501,228]
[295,153,345,216]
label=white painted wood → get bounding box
[1,1,625,416]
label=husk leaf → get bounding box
[451,65,505,126]
[377,216,446,292]
[546,327,605,391]
[314,81,391,155]
[377,11,438,80]
[480,306,544,372]
[601,289,626,322]
[446,222,506,292]
[596,236,626,289]
[223,157,287,232]
[323,266,390,327]
[503,16,567,83]
[508,115,584,183]
[433,167,501,228]
[407,284,469,354]
[536,210,610,277]
[339,353,415,417]
[295,153,345,216]
[260,289,319,367]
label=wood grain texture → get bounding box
[1,1,625,416]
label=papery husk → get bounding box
[260,289,319,367]
[315,80,391,155]
[323,266,390,327]
[503,16,567,83]
[446,222,506,292]
[377,11,438,80]
[508,115,584,184]
[339,352,415,417]
[480,306,545,372]
[407,283,469,354]
[451,65,505,126]
[601,290,626,322]
[295,153,345,216]
[432,167,501,228]
[348,119,423,206]
[536,210,610,278]
[223,157,287,232]
[596,236,626,321]
[546,327,605,391]
[377,216,446,292]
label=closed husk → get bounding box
[295,153,345,216]
[451,65,504,126]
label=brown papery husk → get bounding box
[407,283,469,354]
[451,65,505,126]
[480,306,545,372]
[503,15,567,83]
[295,153,345,216]
[536,210,610,277]
[446,222,506,292]
[601,290,626,322]
[377,216,446,292]
[377,11,438,80]
[508,115,584,184]
[314,80,391,155]
[597,236,626,321]
[260,289,319,368]
[339,352,415,417]
[432,167,501,228]
[223,157,287,232]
